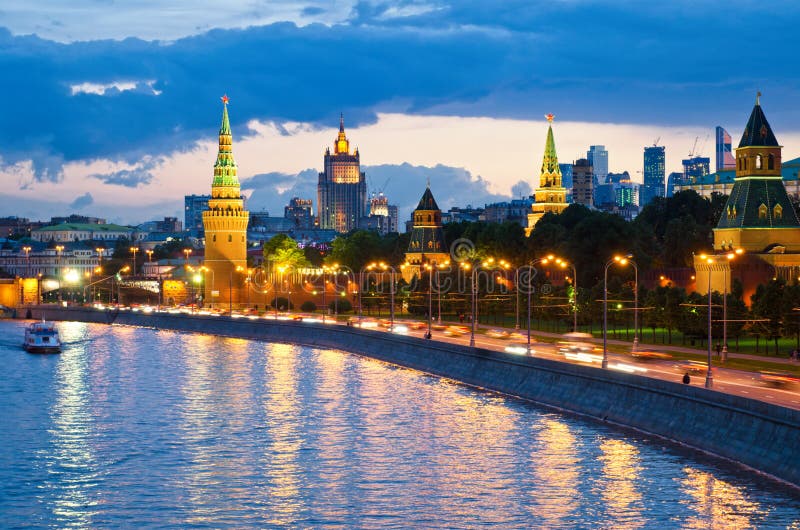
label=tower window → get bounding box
[774,204,783,220]
[228,234,232,242]
[213,235,217,242]
[768,154,775,170]
[756,154,762,169]
[758,203,768,220]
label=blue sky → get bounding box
[2,0,800,225]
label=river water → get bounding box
[1,320,799,528]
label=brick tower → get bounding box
[202,95,249,308]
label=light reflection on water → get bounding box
[0,320,799,528]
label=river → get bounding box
[1,320,798,528]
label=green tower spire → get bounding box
[539,113,562,187]
[213,94,238,188]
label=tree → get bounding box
[263,235,310,270]
[751,279,788,355]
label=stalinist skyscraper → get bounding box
[526,114,569,235]
[202,95,249,307]
[317,115,368,232]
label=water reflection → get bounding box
[598,438,644,528]
[47,331,98,527]
[530,418,580,527]
[680,466,764,529]
[1,320,799,528]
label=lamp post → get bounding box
[524,256,553,352]
[425,262,433,339]
[130,246,139,276]
[721,248,744,362]
[183,248,192,267]
[555,258,578,333]
[464,257,501,348]
[700,255,715,388]
[437,261,449,325]
[200,266,214,309]
[55,245,64,302]
[229,265,244,314]
[145,249,154,276]
[22,246,31,277]
[603,255,636,369]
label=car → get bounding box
[758,371,800,389]
[632,350,673,361]
[444,325,469,337]
[504,343,533,355]
[677,361,712,374]
[486,329,510,339]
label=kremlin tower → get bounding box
[202,95,250,308]
[404,185,449,282]
[526,114,569,235]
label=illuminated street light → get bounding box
[130,246,139,276]
[603,255,637,369]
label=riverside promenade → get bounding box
[23,305,800,489]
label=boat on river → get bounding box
[23,320,62,353]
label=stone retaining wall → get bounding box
[25,305,800,488]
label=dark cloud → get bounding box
[300,6,325,16]
[90,166,155,187]
[510,180,531,199]
[68,192,93,209]
[2,2,800,180]
[243,163,508,223]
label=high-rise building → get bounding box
[185,194,211,236]
[572,159,593,207]
[359,193,398,235]
[641,145,666,206]
[526,114,569,234]
[587,145,608,183]
[666,172,683,197]
[317,116,368,233]
[284,198,314,229]
[559,163,573,195]
[202,96,250,308]
[682,156,711,182]
[716,126,736,172]
[404,186,449,281]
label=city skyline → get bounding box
[2,1,800,225]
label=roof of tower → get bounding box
[415,186,440,211]
[339,113,345,133]
[739,93,779,148]
[220,94,231,135]
[540,115,561,179]
[717,178,800,229]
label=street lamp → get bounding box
[698,254,716,388]
[229,265,244,314]
[145,250,154,276]
[424,262,434,339]
[130,246,139,276]
[463,257,502,348]
[55,245,64,302]
[437,260,449,325]
[603,255,636,369]
[22,246,31,277]
[720,248,744,361]
[523,255,556,353]
[183,248,192,266]
[552,257,578,333]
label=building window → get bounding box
[774,204,783,220]
[228,234,232,242]
[759,203,768,220]
[756,154,762,169]
[768,154,775,170]
[213,235,216,242]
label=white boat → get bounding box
[24,320,62,354]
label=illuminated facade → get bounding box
[202,96,250,307]
[527,114,569,234]
[641,145,665,206]
[404,186,449,281]
[694,95,800,300]
[317,116,368,232]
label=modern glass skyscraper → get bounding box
[587,145,608,182]
[641,145,665,206]
[682,156,711,181]
[716,126,736,171]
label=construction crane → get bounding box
[688,136,699,158]
[653,136,661,147]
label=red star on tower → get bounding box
[221,94,229,105]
